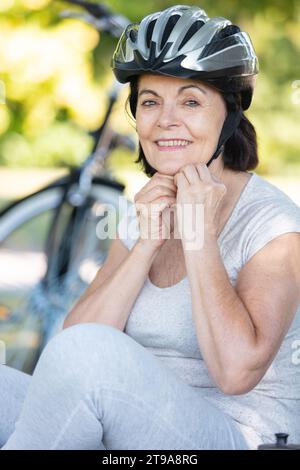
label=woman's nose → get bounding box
[157,104,180,128]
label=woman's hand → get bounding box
[173,163,227,250]
[134,172,177,251]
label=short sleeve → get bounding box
[117,198,140,251]
[242,198,300,265]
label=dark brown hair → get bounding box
[126,75,259,177]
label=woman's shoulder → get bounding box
[240,171,286,200]
[236,172,300,226]
[239,172,300,265]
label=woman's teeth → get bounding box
[156,140,191,147]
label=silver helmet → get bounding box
[111,4,258,110]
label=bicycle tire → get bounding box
[0,177,128,373]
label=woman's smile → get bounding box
[155,139,193,152]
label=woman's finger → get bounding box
[137,177,177,197]
[195,163,212,182]
[179,164,201,185]
[137,185,176,204]
[174,171,189,189]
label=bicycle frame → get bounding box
[43,80,128,288]
[26,2,134,290]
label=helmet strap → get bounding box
[206,94,243,168]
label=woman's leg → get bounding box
[0,364,31,447]
[2,323,249,450]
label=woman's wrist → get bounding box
[134,238,162,260]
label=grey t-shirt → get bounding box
[117,171,300,449]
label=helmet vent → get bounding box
[200,25,241,59]
[212,24,241,42]
[178,20,205,50]
[146,20,157,48]
[160,14,181,49]
[200,35,238,59]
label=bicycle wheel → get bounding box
[0,179,127,373]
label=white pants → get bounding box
[1,323,249,450]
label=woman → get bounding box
[1,5,300,450]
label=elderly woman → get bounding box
[1,5,300,450]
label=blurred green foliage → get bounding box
[0,0,299,175]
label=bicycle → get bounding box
[0,0,135,374]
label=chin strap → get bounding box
[206,94,243,168]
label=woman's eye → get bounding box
[185,100,200,107]
[141,100,156,106]
[140,99,200,107]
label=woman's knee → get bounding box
[56,322,123,347]
[33,322,156,396]
[37,323,131,372]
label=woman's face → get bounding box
[135,73,227,176]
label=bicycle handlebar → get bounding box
[58,0,131,36]
[59,0,112,18]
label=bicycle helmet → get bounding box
[111,4,259,167]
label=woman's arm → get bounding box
[173,163,300,395]
[63,171,177,331]
[63,239,158,331]
[184,232,300,395]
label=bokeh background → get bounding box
[0,0,300,205]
